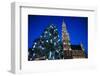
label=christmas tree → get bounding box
[28,24,63,61]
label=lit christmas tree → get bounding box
[28,24,63,61]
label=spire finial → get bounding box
[62,17,66,28]
[62,17,65,23]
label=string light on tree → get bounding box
[28,24,63,60]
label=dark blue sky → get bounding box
[28,15,88,54]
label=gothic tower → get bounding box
[62,19,72,59]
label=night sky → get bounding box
[28,15,88,55]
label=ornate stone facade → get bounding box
[62,20,85,59]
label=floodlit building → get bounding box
[62,20,85,59]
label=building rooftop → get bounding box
[70,45,82,50]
